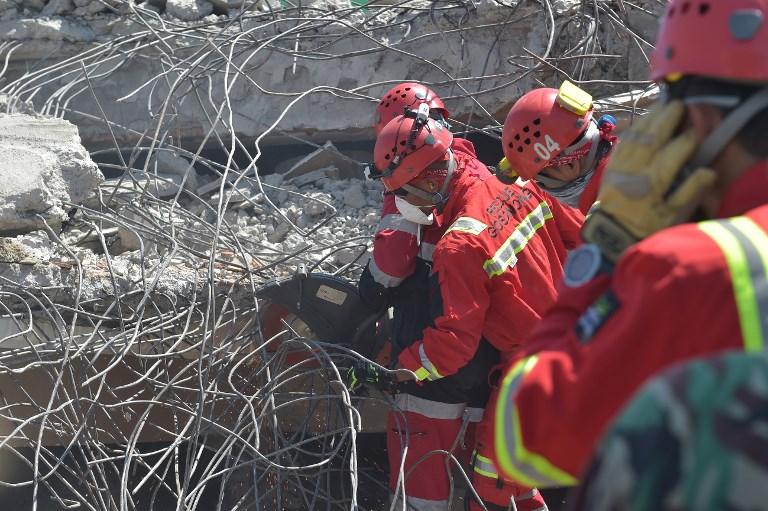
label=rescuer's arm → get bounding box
[358,193,421,310]
[396,243,491,381]
[493,230,743,487]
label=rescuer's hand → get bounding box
[582,100,716,262]
[346,360,398,393]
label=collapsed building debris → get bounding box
[0,114,103,234]
[0,0,665,509]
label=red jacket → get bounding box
[367,139,490,287]
[397,155,584,381]
[493,161,768,488]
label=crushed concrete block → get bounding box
[150,150,199,192]
[0,114,103,235]
[20,0,43,10]
[208,0,241,11]
[342,182,367,209]
[0,7,17,19]
[41,0,73,15]
[165,0,212,20]
[98,172,184,201]
[72,0,106,15]
[287,166,339,187]
[283,141,364,181]
[0,19,96,43]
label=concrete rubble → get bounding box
[0,114,382,316]
[0,0,665,148]
[0,114,103,234]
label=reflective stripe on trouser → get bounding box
[494,355,579,487]
[387,408,463,507]
[468,453,548,511]
[390,494,449,511]
[698,216,768,352]
[469,387,548,511]
[484,202,553,278]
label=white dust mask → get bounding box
[394,195,435,225]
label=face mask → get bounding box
[539,170,594,209]
[395,195,435,225]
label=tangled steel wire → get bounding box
[0,0,662,509]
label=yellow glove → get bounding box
[582,100,716,262]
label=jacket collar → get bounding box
[717,160,768,218]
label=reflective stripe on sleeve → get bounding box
[415,343,443,381]
[494,355,578,487]
[484,202,554,278]
[699,216,768,352]
[444,217,488,237]
[376,213,420,236]
[367,256,406,288]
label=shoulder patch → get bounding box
[575,290,620,344]
[564,244,604,288]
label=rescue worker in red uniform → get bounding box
[358,85,495,463]
[368,110,583,510]
[492,0,768,490]
[360,83,490,354]
[499,81,617,215]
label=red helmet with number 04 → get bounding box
[374,82,450,135]
[501,81,594,181]
[649,0,768,83]
[373,115,453,191]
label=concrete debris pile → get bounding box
[0,116,381,313]
[0,111,379,510]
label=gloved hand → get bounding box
[346,360,397,394]
[582,100,716,262]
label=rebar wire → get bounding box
[0,0,662,509]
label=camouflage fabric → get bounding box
[570,350,768,511]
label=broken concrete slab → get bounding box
[594,86,660,131]
[98,172,185,201]
[287,166,340,187]
[0,114,103,235]
[150,150,200,192]
[283,141,364,181]
[165,0,213,20]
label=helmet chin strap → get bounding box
[399,150,456,212]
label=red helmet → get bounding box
[374,82,449,135]
[373,114,453,191]
[501,82,594,180]
[650,0,768,83]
